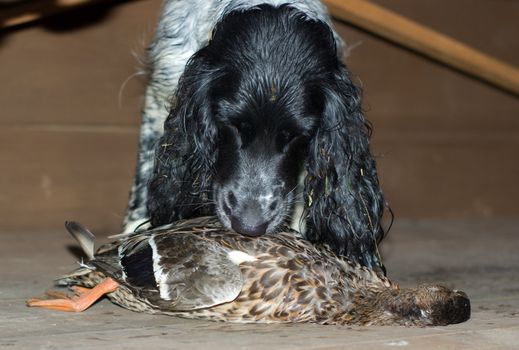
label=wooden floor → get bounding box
[1,218,518,349]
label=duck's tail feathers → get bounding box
[65,221,95,260]
[55,267,93,286]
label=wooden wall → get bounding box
[1,0,518,233]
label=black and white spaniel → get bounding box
[124,0,388,272]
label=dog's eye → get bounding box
[276,129,298,153]
[219,124,240,148]
[278,130,294,144]
[229,121,254,147]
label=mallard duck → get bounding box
[27,216,470,326]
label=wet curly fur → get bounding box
[124,1,388,272]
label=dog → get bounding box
[123,0,388,272]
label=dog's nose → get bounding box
[231,216,268,237]
[230,199,268,236]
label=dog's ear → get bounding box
[148,55,220,227]
[304,64,386,270]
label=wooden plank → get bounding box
[331,19,519,131]
[1,126,518,232]
[324,0,519,95]
[373,131,519,218]
[0,126,138,233]
[0,0,159,126]
[2,1,517,128]
[1,0,518,232]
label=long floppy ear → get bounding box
[148,55,221,227]
[304,65,386,271]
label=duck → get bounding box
[27,216,470,326]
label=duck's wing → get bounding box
[108,216,222,239]
[118,231,245,311]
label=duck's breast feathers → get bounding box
[114,231,247,311]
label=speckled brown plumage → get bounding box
[30,217,470,326]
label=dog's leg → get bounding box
[122,84,170,233]
[122,1,215,233]
[123,62,196,233]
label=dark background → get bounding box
[1,0,518,233]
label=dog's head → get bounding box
[150,5,383,252]
[211,82,318,236]
[205,6,340,236]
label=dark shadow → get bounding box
[66,244,88,260]
[0,0,135,45]
[40,0,129,32]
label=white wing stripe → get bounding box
[149,236,171,300]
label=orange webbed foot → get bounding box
[27,297,85,312]
[45,290,70,299]
[27,278,119,312]
[71,285,92,296]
